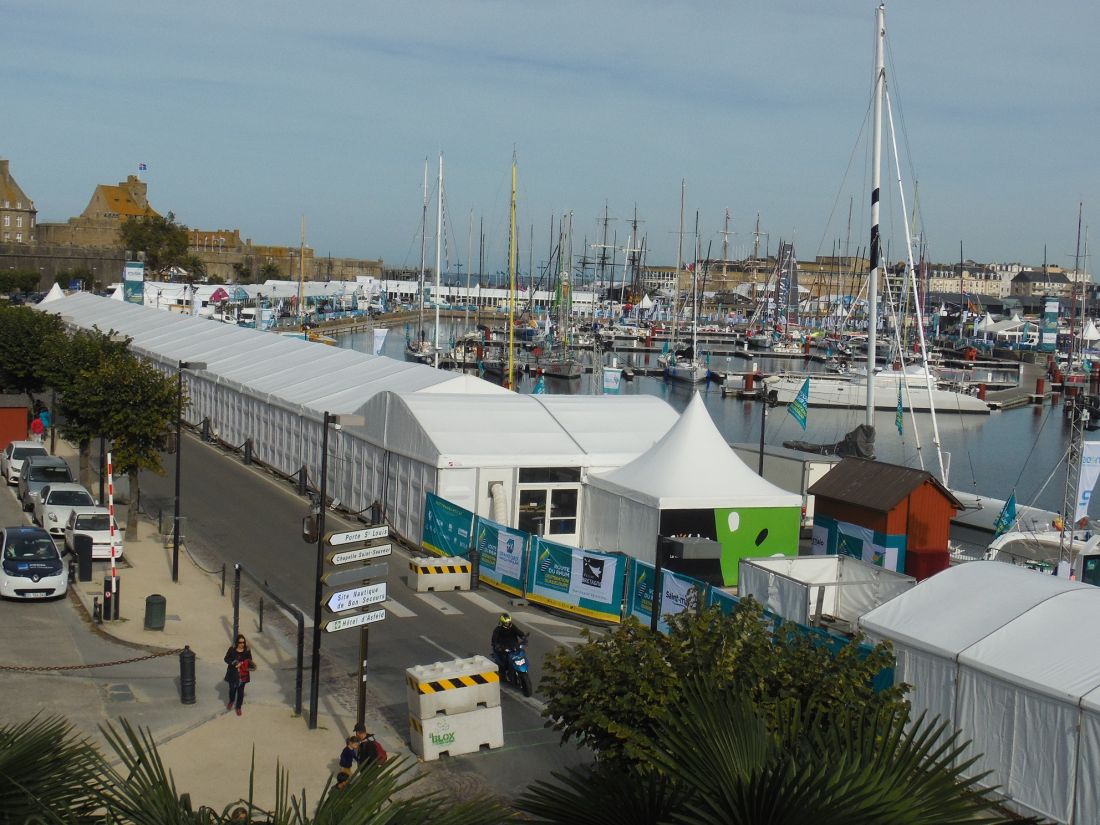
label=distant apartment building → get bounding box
[1011,269,1072,298]
[0,159,37,244]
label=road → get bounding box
[135,434,592,795]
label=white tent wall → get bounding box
[582,486,658,561]
[1076,711,1100,824]
[737,563,809,624]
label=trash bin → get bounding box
[144,594,167,631]
[74,534,93,582]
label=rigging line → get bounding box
[813,97,874,260]
[1010,403,1055,493]
[884,35,920,201]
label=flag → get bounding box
[788,379,809,430]
[895,384,904,436]
[532,375,546,395]
[138,162,147,171]
[994,493,1017,537]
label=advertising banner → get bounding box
[473,516,527,596]
[123,262,144,305]
[706,586,740,616]
[526,538,624,623]
[1075,441,1100,522]
[627,560,707,633]
[421,492,474,558]
[602,368,622,394]
[815,514,907,573]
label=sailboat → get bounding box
[481,153,523,387]
[539,213,583,379]
[661,184,709,384]
[405,156,445,366]
[762,5,988,418]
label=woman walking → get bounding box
[224,634,255,716]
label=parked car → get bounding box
[63,507,123,560]
[33,483,96,536]
[0,525,68,599]
[1,441,49,485]
[17,456,74,512]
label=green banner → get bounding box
[706,586,740,616]
[474,516,527,596]
[526,537,624,623]
[713,506,801,585]
[627,560,708,633]
[421,492,474,558]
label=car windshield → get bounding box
[30,466,71,482]
[75,515,111,531]
[48,490,93,506]
[4,534,59,561]
[13,447,47,460]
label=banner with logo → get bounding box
[421,492,474,558]
[602,368,622,394]
[123,261,145,305]
[526,538,624,622]
[473,516,527,596]
[1075,442,1100,522]
[815,514,907,573]
[627,560,707,633]
[706,586,740,616]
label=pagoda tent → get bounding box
[1079,319,1100,343]
[583,393,801,584]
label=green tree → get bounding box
[0,269,42,294]
[232,261,254,284]
[55,266,99,291]
[519,676,1038,825]
[96,356,178,533]
[540,602,906,768]
[0,306,66,400]
[181,253,207,281]
[260,261,287,281]
[119,212,190,279]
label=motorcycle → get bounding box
[493,638,533,697]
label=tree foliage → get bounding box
[0,269,43,294]
[540,601,906,768]
[260,261,287,281]
[119,212,189,278]
[519,676,1038,825]
[0,306,66,398]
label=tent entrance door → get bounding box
[517,485,580,546]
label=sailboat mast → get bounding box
[674,180,685,345]
[434,153,443,365]
[507,154,517,390]
[1071,201,1083,374]
[298,215,306,325]
[418,159,428,342]
[866,3,885,427]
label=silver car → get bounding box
[63,507,124,560]
[18,456,74,512]
[33,483,95,536]
[1,441,49,485]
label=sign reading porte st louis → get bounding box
[325,581,387,613]
[323,607,386,633]
[326,525,389,546]
[327,543,392,566]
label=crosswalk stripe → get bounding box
[383,598,417,618]
[414,592,463,615]
[456,591,505,614]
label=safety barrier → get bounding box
[408,557,472,592]
[405,655,500,718]
[408,707,504,761]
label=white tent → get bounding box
[975,311,996,332]
[859,563,1100,824]
[1080,319,1100,343]
[39,282,65,304]
[582,393,801,564]
[638,293,653,310]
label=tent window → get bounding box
[519,467,580,484]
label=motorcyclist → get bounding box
[491,612,527,674]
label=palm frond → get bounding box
[516,765,688,824]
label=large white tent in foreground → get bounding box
[859,562,1100,824]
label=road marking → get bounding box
[419,635,460,659]
[383,597,416,618]
[414,592,463,615]
[456,591,506,614]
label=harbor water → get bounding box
[336,322,1075,518]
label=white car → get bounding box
[0,525,68,599]
[1,441,49,485]
[63,507,124,560]
[33,483,96,537]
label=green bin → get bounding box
[144,594,167,631]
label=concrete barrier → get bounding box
[408,706,504,761]
[406,656,500,718]
[409,556,472,592]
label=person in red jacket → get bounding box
[224,634,255,716]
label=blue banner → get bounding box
[474,516,527,596]
[526,537,625,623]
[627,560,708,633]
[421,492,474,558]
[706,586,740,616]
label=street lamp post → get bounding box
[308,411,365,730]
[172,360,207,583]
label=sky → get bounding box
[3,1,1098,276]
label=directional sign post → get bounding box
[325,582,387,613]
[323,608,386,633]
[326,526,389,546]
[327,543,392,566]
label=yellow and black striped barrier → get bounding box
[406,669,499,695]
[409,560,471,575]
[409,555,472,592]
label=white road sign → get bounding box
[328,543,392,565]
[327,526,389,546]
[323,608,386,632]
[325,582,387,613]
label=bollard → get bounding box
[468,548,481,591]
[243,438,253,465]
[102,577,113,622]
[977,383,987,401]
[92,595,102,624]
[200,417,211,442]
[1036,377,1046,396]
[744,372,754,392]
[297,466,308,496]
[179,646,196,705]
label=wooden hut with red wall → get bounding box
[807,458,961,580]
[0,394,30,452]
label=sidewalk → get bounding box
[61,441,411,813]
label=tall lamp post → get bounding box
[173,360,207,583]
[308,410,365,730]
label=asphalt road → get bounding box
[134,435,593,795]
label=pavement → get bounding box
[5,436,512,815]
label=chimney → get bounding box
[0,159,8,178]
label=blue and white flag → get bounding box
[994,493,1017,537]
[532,375,546,395]
[138,162,147,171]
[788,379,809,430]
[895,384,904,436]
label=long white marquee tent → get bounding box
[38,293,679,541]
[859,562,1100,824]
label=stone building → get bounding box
[37,175,159,248]
[0,159,37,245]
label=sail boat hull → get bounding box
[762,374,990,414]
[665,359,709,384]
